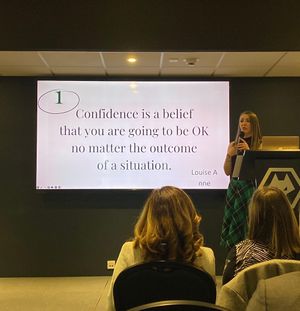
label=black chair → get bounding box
[127,300,229,311]
[113,261,216,311]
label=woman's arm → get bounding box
[222,246,237,285]
[223,142,236,176]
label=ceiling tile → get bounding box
[163,52,223,67]
[220,52,285,67]
[161,67,215,76]
[102,52,161,67]
[106,67,159,76]
[266,67,300,77]
[275,52,300,66]
[0,51,45,66]
[0,66,52,76]
[40,51,103,67]
[51,66,106,76]
[265,52,300,76]
[0,51,300,77]
[214,66,267,77]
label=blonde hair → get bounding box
[133,186,204,263]
[248,186,300,257]
[235,111,262,150]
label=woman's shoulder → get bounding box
[194,246,215,278]
[121,240,135,249]
[235,239,271,259]
[236,239,269,249]
[119,240,144,263]
[119,240,139,255]
[235,240,274,273]
[198,247,215,266]
[236,239,262,249]
[200,246,215,257]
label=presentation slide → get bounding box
[36,80,229,190]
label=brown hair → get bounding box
[133,186,204,263]
[235,111,262,150]
[248,186,300,257]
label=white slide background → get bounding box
[36,80,229,189]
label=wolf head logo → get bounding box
[270,173,295,195]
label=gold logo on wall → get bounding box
[259,168,300,209]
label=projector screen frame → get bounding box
[36,78,230,191]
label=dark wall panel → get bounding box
[0,77,299,276]
[1,1,300,51]
[229,78,300,137]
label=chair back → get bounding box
[113,260,216,311]
[127,299,229,311]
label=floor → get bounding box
[0,276,222,311]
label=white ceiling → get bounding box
[0,51,300,77]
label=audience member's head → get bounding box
[133,186,204,262]
[248,186,300,257]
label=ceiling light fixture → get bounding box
[127,57,137,63]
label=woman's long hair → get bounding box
[133,186,204,263]
[235,111,262,150]
[248,186,300,257]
